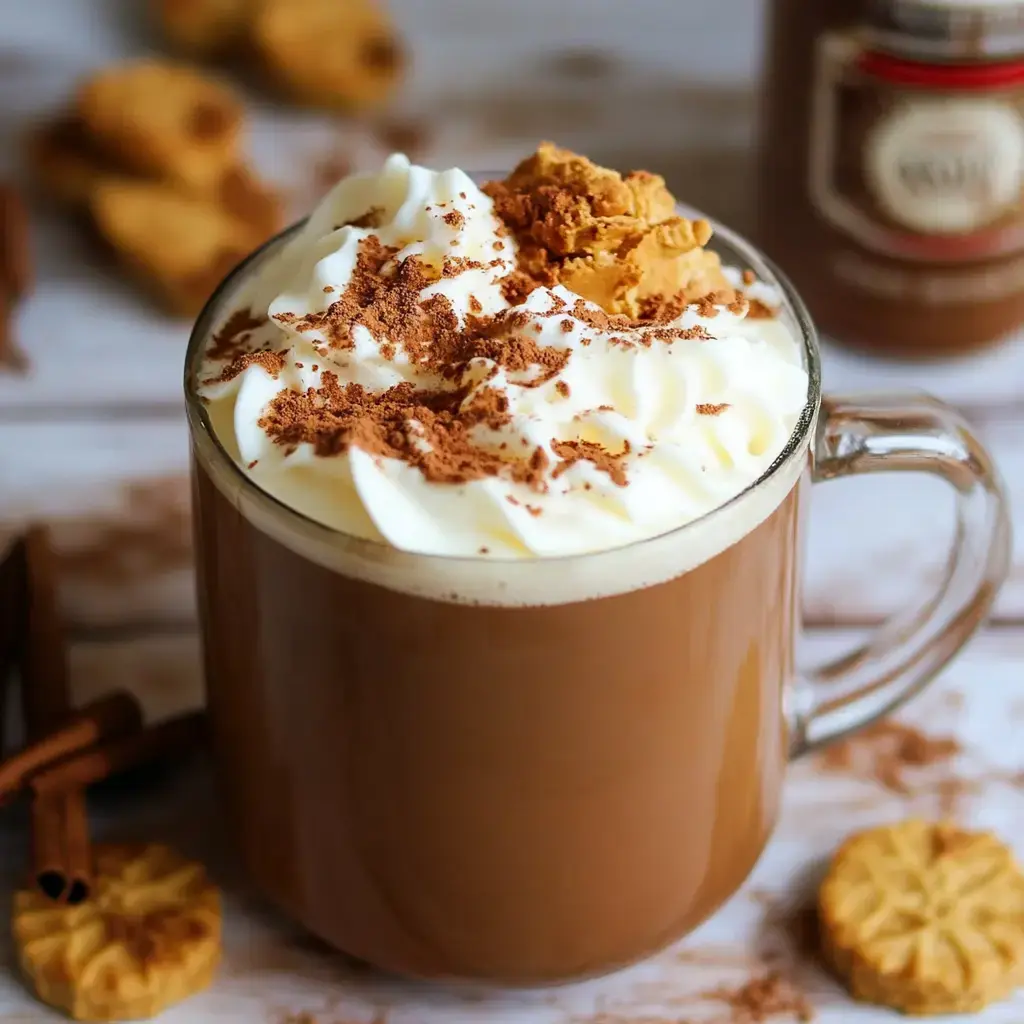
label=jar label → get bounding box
[809,29,1024,262]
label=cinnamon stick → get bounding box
[0,690,143,802]
[30,789,92,904]
[30,711,207,795]
[31,792,67,901]
[61,789,92,905]
[0,183,31,373]
[19,526,71,740]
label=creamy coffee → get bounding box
[188,144,812,981]
[193,461,804,981]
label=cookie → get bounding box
[25,116,115,209]
[156,0,254,57]
[819,820,1024,1015]
[483,143,732,318]
[90,179,260,317]
[75,60,243,194]
[13,842,221,1021]
[253,0,404,111]
[217,164,285,245]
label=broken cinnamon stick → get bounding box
[18,526,71,740]
[0,690,143,802]
[0,182,32,372]
[30,711,207,795]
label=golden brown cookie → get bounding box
[819,820,1024,1016]
[25,116,116,209]
[252,0,404,111]
[217,164,285,245]
[90,179,260,317]
[13,842,221,1021]
[156,0,254,57]
[484,143,732,318]
[75,61,243,194]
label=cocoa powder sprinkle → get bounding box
[207,308,268,361]
[551,438,630,486]
[260,372,551,490]
[205,349,286,384]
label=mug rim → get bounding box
[183,201,822,569]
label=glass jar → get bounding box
[757,0,1024,357]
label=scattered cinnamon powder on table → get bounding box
[705,972,815,1022]
[818,719,960,794]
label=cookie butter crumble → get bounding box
[482,141,734,318]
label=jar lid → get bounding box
[867,0,1024,60]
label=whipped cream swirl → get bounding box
[198,154,809,559]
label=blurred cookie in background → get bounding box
[90,179,263,318]
[75,60,243,194]
[25,60,283,318]
[253,0,404,111]
[153,0,405,113]
[156,0,254,59]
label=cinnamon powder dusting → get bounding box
[260,372,551,490]
[206,349,285,384]
[207,308,268,361]
[551,439,630,486]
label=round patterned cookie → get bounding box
[13,843,221,1021]
[819,820,1024,1015]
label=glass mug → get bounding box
[184,200,1010,985]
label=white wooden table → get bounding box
[2,2,1024,1021]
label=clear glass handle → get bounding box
[789,392,1012,758]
